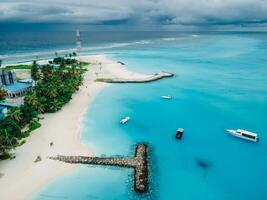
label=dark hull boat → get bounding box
[175,128,184,140]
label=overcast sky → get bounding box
[1,0,267,27]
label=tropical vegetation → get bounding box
[0,89,6,100]
[0,57,86,159]
[3,64,32,70]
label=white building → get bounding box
[0,69,32,98]
[0,69,16,86]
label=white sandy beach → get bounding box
[0,55,151,200]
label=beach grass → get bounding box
[3,64,32,70]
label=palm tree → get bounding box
[46,86,58,98]
[0,89,7,100]
[24,92,38,107]
[0,130,16,158]
[8,108,22,124]
[50,100,61,112]
[36,102,45,113]
[31,61,40,81]
[58,83,70,94]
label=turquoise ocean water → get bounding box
[16,33,267,200]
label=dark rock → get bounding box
[49,143,149,193]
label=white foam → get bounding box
[0,39,152,61]
[162,38,177,41]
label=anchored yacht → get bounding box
[226,129,258,142]
[161,95,172,100]
[120,116,130,124]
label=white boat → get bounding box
[161,95,172,100]
[120,116,130,124]
[226,129,258,142]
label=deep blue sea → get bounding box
[1,31,267,200]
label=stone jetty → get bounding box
[96,72,174,83]
[49,144,149,193]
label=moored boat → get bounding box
[120,116,130,124]
[175,128,184,140]
[161,95,172,100]
[226,129,258,142]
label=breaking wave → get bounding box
[0,40,152,61]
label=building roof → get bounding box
[0,100,19,107]
[3,82,32,92]
[18,78,33,83]
[0,105,7,111]
[0,105,7,118]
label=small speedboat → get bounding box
[120,116,130,124]
[161,95,172,100]
[175,128,184,140]
[226,129,258,142]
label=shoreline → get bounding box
[0,55,106,200]
[0,54,168,200]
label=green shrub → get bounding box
[0,57,85,160]
[19,140,26,146]
[28,120,41,132]
[4,64,31,70]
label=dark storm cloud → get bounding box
[0,0,267,26]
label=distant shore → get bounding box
[0,54,171,200]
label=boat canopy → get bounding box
[237,129,257,137]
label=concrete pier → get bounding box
[96,72,174,83]
[49,144,148,193]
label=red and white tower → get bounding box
[76,29,81,52]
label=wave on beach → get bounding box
[0,40,152,61]
[162,38,177,41]
[192,34,200,38]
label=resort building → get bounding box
[0,69,16,86]
[3,82,32,98]
[0,69,33,98]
